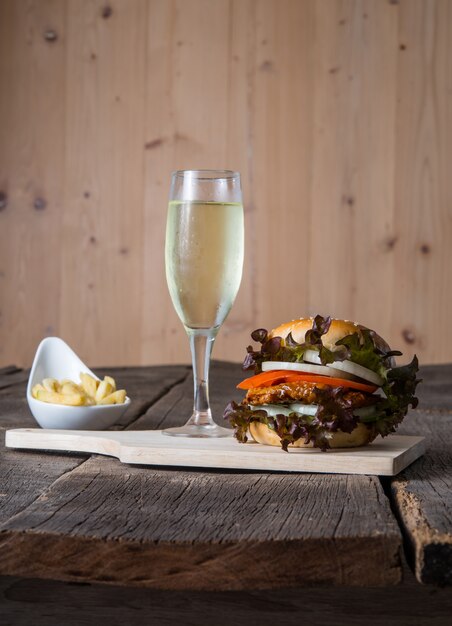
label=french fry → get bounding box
[33,374,127,406]
[95,379,114,402]
[35,389,85,406]
[104,376,116,392]
[80,372,98,399]
[32,383,46,398]
[60,381,82,395]
[98,390,126,405]
[43,378,59,392]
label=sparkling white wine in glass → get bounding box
[166,200,244,330]
[163,170,244,438]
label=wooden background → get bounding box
[0,0,451,368]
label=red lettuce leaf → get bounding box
[243,314,340,373]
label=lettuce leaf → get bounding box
[335,328,399,375]
[242,329,293,373]
[223,400,335,451]
[224,397,362,452]
[243,315,342,373]
[368,355,420,437]
[287,315,349,365]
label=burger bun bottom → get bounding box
[249,422,375,449]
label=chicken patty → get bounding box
[246,381,375,408]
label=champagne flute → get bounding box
[163,170,244,437]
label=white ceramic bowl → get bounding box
[27,337,131,430]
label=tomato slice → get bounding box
[237,370,297,389]
[237,370,378,394]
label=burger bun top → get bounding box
[269,317,392,356]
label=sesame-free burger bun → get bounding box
[249,421,375,449]
[270,317,392,355]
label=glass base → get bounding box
[162,424,232,438]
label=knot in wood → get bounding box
[384,235,398,251]
[44,30,58,43]
[102,6,113,19]
[145,138,164,150]
[0,191,7,210]
[260,60,273,72]
[33,197,47,211]
[402,329,416,345]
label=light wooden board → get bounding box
[60,0,147,366]
[0,0,66,360]
[392,0,452,362]
[5,429,424,476]
[1,1,452,369]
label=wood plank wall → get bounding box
[1,0,451,368]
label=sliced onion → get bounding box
[289,403,319,416]
[304,349,383,386]
[303,349,322,365]
[326,361,384,386]
[249,404,293,417]
[249,402,380,420]
[249,403,318,417]
[261,360,353,380]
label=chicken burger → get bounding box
[224,315,420,451]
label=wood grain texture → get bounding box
[0,363,451,588]
[0,0,66,365]
[389,364,452,585]
[0,366,28,390]
[0,362,403,589]
[391,405,452,586]
[128,359,244,430]
[309,0,397,335]
[95,364,190,428]
[392,0,452,363]
[249,0,313,329]
[415,363,452,410]
[0,364,189,527]
[1,0,452,368]
[60,0,147,366]
[0,455,402,589]
[141,0,254,364]
[0,445,84,526]
[0,364,189,430]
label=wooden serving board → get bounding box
[5,429,424,476]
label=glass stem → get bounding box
[186,328,217,427]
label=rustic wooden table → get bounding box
[0,361,451,625]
